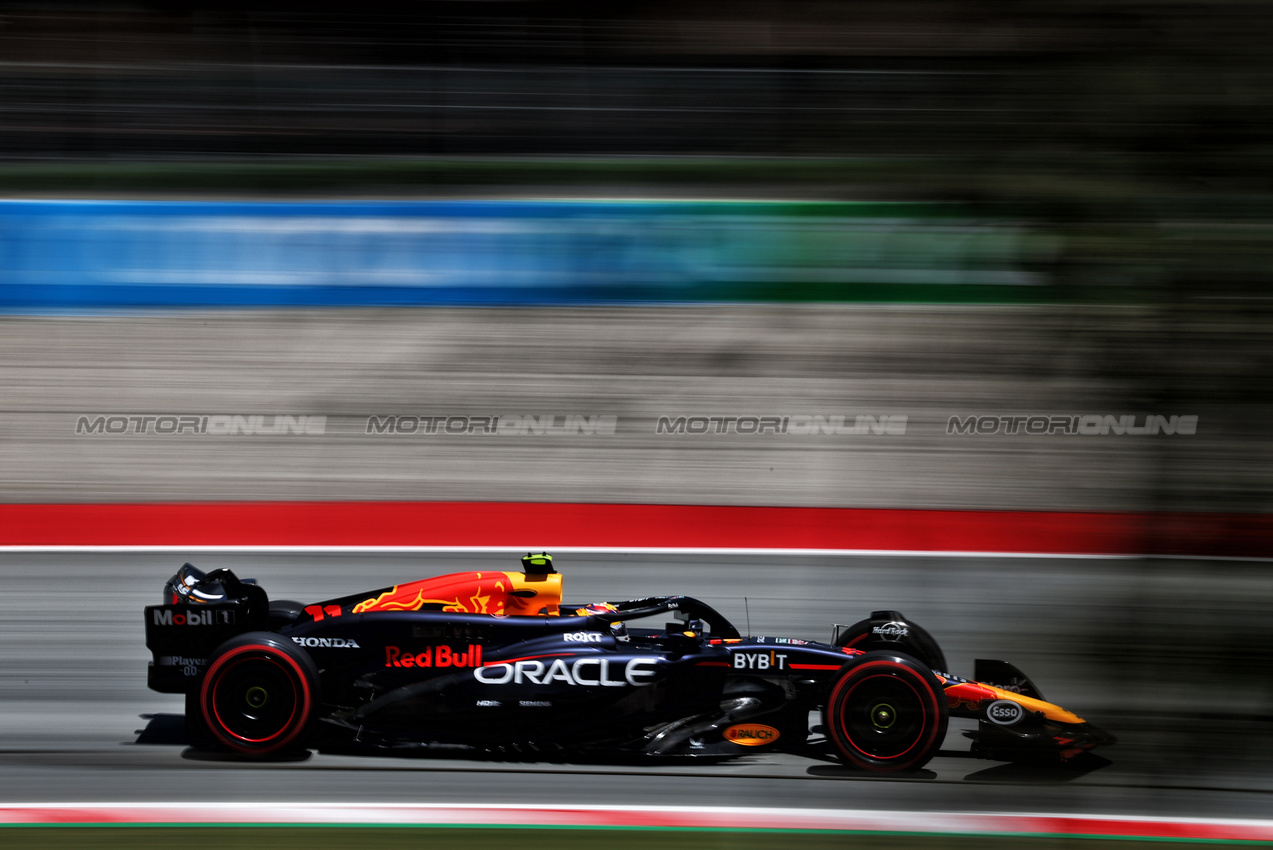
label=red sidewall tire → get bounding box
[199,634,316,757]
[824,652,948,773]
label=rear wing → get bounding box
[144,566,269,693]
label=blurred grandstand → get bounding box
[1,0,1270,512]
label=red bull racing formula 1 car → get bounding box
[144,554,1114,772]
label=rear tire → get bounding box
[199,632,317,758]
[824,651,948,773]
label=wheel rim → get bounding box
[840,671,931,761]
[871,702,897,729]
[208,654,302,746]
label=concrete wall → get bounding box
[0,305,1257,512]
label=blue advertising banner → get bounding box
[0,199,1047,310]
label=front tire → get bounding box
[199,632,317,758]
[824,651,948,773]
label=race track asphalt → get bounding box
[1,551,1270,820]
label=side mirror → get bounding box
[665,622,704,656]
